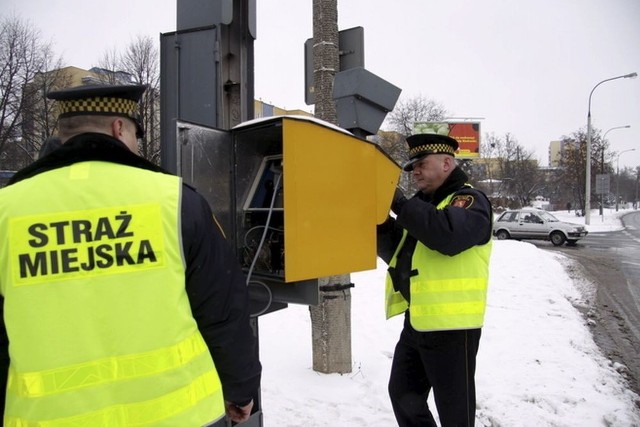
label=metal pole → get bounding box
[600,149,604,220]
[586,113,592,223]
[584,72,637,225]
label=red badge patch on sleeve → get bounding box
[450,195,475,209]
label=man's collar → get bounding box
[8,133,167,185]
[419,166,469,205]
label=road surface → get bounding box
[539,211,640,397]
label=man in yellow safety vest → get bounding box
[0,84,261,426]
[378,133,493,426]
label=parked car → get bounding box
[493,208,588,246]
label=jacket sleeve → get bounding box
[395,188,493,256]
[0,298,8,411]
[181,186,262,405]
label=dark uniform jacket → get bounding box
[378,166,493,302]
[0,133,261,409]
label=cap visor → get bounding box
[403,155,425,171]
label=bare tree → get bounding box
[0,14,62,169]
[122,35,160,164]
[617,166,637,207]
[95,35,161,164]
[95,48,122,84]
[472,132,501,197]
[634,166,640,207]
[509,147,542,207]
[378,95,448,194]
[385,94,448,136]
[558,132,586,213]
[487,133,544,207]
[556,127,607,214]
[19,55,68,164]
[375,131,406,164]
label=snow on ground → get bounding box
[258,208,640,426]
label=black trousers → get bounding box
[388,316,481,427]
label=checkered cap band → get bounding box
[59,97,137,118]
[409,143,456,157]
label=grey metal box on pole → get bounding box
[333,67,401,137]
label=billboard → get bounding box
[413,122,481,159]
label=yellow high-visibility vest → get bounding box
[0,161,225,426]
[385,192,492,331]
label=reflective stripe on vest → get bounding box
[5,371,220,427]
[0,161,225,425]
[385,191,491,331]
[7,332,208,398]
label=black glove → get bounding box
[391,187,407,215]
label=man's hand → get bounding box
[225,400,254,424]
[391,187,407,215]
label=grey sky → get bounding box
[5,0,640,168]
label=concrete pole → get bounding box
[309,0,352,374]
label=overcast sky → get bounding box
[5,0,640,168]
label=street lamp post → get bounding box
[616,148,636,211]
[636,169,639,209]
[601,125,631,217]
[585,72,637,225]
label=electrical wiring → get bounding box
[245,171,282,317]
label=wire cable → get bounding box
[248,280,273,318]
[245,171,282,316]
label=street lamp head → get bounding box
[617,148,636,159]
[624,72,638,79]
[603,125,631,140]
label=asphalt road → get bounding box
[535,211,640,398]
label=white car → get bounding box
[493,209,588,246]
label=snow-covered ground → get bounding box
[258,208,640,426]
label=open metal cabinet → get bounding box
[176,115,400,310]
